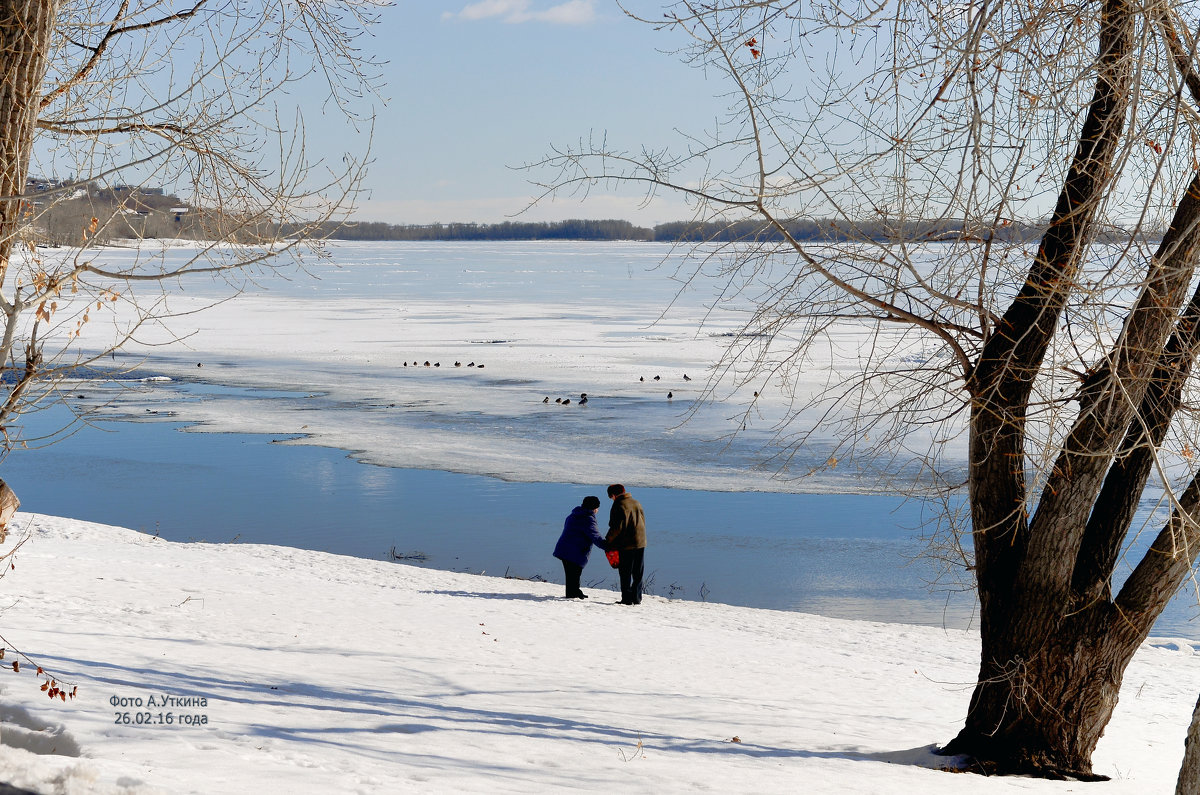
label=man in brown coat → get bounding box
[605,483,646,605]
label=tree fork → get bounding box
[968,0,1134,638]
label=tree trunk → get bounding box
[940,603,1137,779]
[1177,694,1200,794]
[0,1,60,274]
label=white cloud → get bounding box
[443,0,596,24]
[450,0,528,21]
[532,0,596,24]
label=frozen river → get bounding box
[8,241,1200,637]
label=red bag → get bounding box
[605,549,620,569]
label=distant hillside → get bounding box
[24,179,252,245]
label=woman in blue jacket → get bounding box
[553,495,607,599]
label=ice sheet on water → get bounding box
[73,241,961,493]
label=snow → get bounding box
[0,513,1194,794]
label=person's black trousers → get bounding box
[561,559,585,598]
[618,547,645,604]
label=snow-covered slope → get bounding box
[0,514,1191,794]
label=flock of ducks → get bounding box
[403,360,485,369]
[545,393,589,406]
[544,374,694,406]
[401,358,696,405]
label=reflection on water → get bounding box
[7,390,1199,639]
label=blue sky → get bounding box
[339,1,726,225]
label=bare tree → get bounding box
[0,1,381,451]
[539,0,1200,779]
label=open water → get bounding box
[9,389,980,628]
[7,380,1198,638]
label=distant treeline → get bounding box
[310,217,1056,244]
[320,219,653,241]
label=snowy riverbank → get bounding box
[0,514,1193,793]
